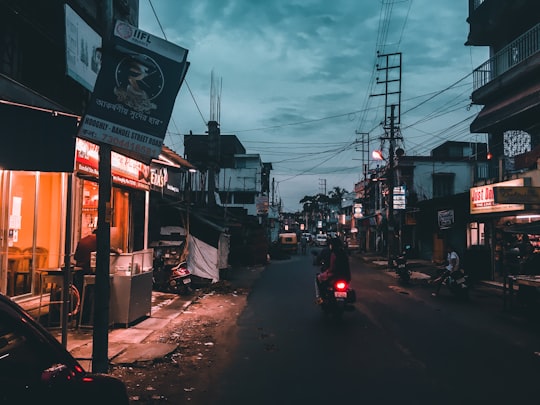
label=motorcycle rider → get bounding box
[315,238,351,303]
[432,244,461,297]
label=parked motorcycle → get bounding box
[393,250,411,284]
[152,245,192,295]
[435,268,470,299]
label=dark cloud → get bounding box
[140,0,487,211]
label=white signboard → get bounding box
[393,185,406,210]
[64,4,102,91]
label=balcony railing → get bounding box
[473,23,540,91]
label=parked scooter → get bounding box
[433,267,470,299]
[443,269,470,298]
[393,248,411,284]
[153,245,193,295]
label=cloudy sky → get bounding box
[138,0,488,212]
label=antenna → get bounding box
[210,70,222,123]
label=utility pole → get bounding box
[207,120,220,207]
[94,0,113,374]
[370,51,403,268]
[387,105,396,269]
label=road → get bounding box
[200,249,540,405]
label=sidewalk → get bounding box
[353,251,507,290]
[52,291,192,370]
[52,265,264,370]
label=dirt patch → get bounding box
[110,277,254,403]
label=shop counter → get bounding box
[503,274,540,310]
[109,249,154,327]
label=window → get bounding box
[432,173,454,198]
[234,192,254,204]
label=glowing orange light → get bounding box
[372,150,384,160]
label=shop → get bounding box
[468,178,540,282]
[0,100,79,300]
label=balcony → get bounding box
[473,23,540,91]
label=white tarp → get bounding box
[187,234,220,282]
[181,226,229,283]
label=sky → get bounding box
[138,0,488,212]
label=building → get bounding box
[360,141,489,263]
[184,133,272,217]
[466,0,540,281]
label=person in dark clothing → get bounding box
[315,238,351,301]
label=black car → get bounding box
[0,293,129,404]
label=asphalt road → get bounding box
[203,250,540,405]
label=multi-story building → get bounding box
[359,141,489,262]
[467,0,540,170]
[466,0,540,281]
[184,133,272,217]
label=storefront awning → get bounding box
[504,220,540,235]
[0,74,79,172]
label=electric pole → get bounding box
[370,51,403,268]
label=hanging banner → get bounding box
[78,20,189,163]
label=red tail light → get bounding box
[334,281,348,291]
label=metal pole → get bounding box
[61,173,73,347]
[93,0,113,374]
[387,105,396,269]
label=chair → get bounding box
[20,247,48,295]
[7,247,23,296]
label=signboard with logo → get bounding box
[75,138,149,190]
[470,178,525,214]
[78,20,189,163]
[149,163,185,197]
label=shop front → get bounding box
[0,99,79,301]
[468,178,539,282]
[74,139,154,326]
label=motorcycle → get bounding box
[434,268,470,299]
[393,250,411,284]
[315,278,356,317]
[152,245,193,295]
[312,250,356,317]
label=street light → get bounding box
[372,149,385,161]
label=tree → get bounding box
[328,186,348,204]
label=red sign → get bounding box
[75,138,149,190]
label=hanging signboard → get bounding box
[393,185,406,210]
[64,4,102,92]
[470,178,525,214]
[438,209,454,229]
[78,20,189,163]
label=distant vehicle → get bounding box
[0,293,129,404]
[278,232,298,254]
[315,234,328,246]
[302,233,312,244]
